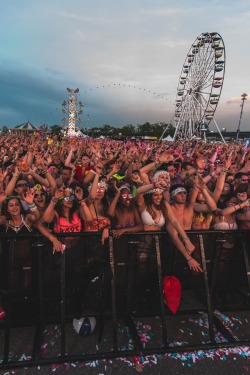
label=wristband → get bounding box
[78,199,85,204]
[51,198,58,204]
[152,181,156,188]
[28,203,37,211]
[13,173,19,178]
[186,257,193,262]
[49,235,55,242]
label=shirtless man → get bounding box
[166,177,217,272]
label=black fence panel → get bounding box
[0,230,250,370]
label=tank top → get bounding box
[141,209,165,227]
[53,212,82,233]
[6,215,32,234]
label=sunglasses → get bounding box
[63,195,75,201]
[241,179,249,182]
[34,192,46,198]
[227,179,234,183]
[168,169,175,172]
[121,194,133,199]
[16,183,30,188]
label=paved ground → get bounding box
[1,309,250,375]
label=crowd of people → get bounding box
[0,133,250,317]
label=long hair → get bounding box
[143,191,164,220]
[1,197,26,220]
[55,199,79,222]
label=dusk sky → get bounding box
[0,0,249,132]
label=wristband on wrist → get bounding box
[28,203,37,211]
[152,181,156,188]
[78,199,85,204]
[51,198,58,204]
[49,235,55,242]
[13,173,19,178]
[186,257,193,262]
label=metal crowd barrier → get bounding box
[0,230,250,370]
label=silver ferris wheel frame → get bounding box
[173,32,226,142]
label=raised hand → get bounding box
[74,186,83,201]
[22,188,34,205]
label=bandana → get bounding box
[170,187,187,198]
[144,188,163,195]
[153,170,170,182]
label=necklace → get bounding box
[9,223,23,233]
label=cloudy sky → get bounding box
[0,0,249,131]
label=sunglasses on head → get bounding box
[16,183,29,188]
[34,192,46,198]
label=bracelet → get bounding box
[43,169,48,174]
[78,199,85,204]
[49,235,55,242]
[51,198,58,204]
[29,204,37,211]
[186,257,193,262]
[13,173,19,178]
[220,167,228,175]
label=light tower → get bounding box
[236,93,248,142]
[61,88,84,137]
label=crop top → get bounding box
[53,212,82,233]
[141,209,165,227]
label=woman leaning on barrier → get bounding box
[84,165,112,263]
[42,186,93,314]
[0,190,40,298]
[135,173,198,270]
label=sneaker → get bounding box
[0,306,6,319]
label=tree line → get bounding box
[50,122,176,138]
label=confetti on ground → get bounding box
[1,314,250,372]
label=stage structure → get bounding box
[166,32,226,143]
[61,88,84,137]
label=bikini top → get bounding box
[84,217,111,232]
[141,209,165,227]
[213,216,238,230]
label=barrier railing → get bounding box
[0,230,250,370]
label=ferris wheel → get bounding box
[173,32,226,141]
